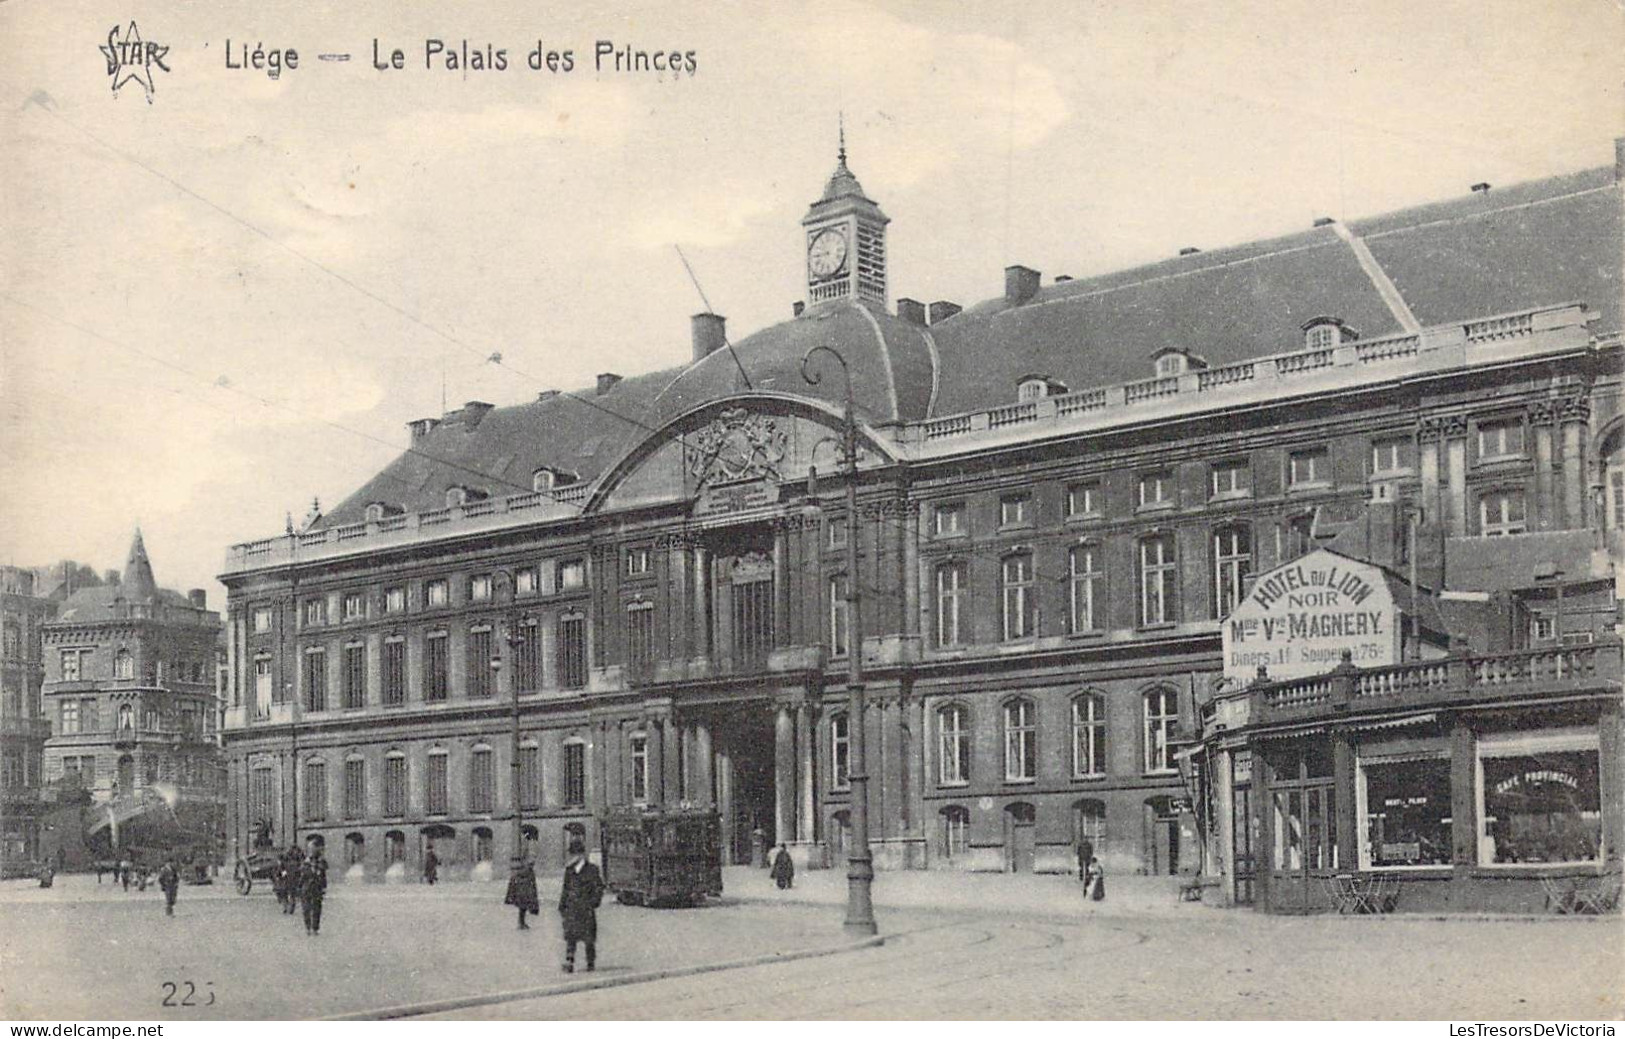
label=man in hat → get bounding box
[557,837,603,972]
[770,843,795,890]
[300,845,329,935]
[505,856,539,930]
[157,857,180,916]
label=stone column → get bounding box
[1532,401,1559,530]
[1561,397,1591,529]
[662,714,681,806]
[715,746,733,863]
[1444,415,1468,536]
[692,545,709,662]
[1449,716,1478,876]
[1332,731,1357,870]
[1599,700,1622,863]
[644,714,663,805]
[774,704,795,845]
[694,722,714,806]
[773,522,789,650]
[1418,418,1444,529]
[796,703,815,842]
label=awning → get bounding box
[1350,712,1436,733]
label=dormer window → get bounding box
[532,469,555,493]
[1150,348,1205,379]
[446,486,467,508]
[1301,317,1356,352]
[1015,375,1067,402]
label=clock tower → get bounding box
[801,125,889,307]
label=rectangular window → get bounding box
[563,742,586,807]
[933,503,965,537]
[626,603,655,672]
[1477,419,1526,460]
[469,748,494,812]
[1531,615,1556,643]
[1001,554,1034,641]
[467,628,493,698]
[1358,755,1452,869]
[1072,697,1106,777]
[1065,482,1100,519]
[516,621,541,691]
[1477,730,1601,867]
[938,707,969,785]
[516,568,538,596]
[425,579,449,608]
[469,575,492,602]
[344,759,365,819]
[59,699,80,735]
[343,644,365,710]
[935,561,966,647]
[999,494,1031,527]
[558,614,587,690]
[1213,527,1252,620]
[384,756,406,817]
[1481,491,1527,536]
[558,560,586,591]
[342,593,365,621]
[1137,471,1174,509]
[250,767,275,824]
[304,761,326,822]
[625,547,652,576]
[1289,448,1329,487]
[630,735,649,803]
[827,516,849,549]
[252,607,273,633]
[1143,689,1179,773]
[1068,544,1101,634]
[384,587,406,614]
[831,715,851,790]
[253,657,273,717]
[828,574,850,657]
[1210,460,1250,498]
[1004,700,1036,781]
[303,599,327,626]
[1139,535,1177,626]
[60,650,83,682]
[1371,437,1412,474]
[303,649,327,712]
[519,745,541,810]
[426,754,448,814]
[424,633,449,701]
[381,639,405,706]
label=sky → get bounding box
[1,0,1621,602]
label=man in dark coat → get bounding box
[300,848,328,935]
[504,857,539,929]
[281,845,305,915]
[557,838,603,972]
[157,858,180,916]
[423,845,439,885]
[771,844,794,890]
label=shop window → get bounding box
[1357,755,1452,869]
[1477,730,1602,867]
[937,704,970,785]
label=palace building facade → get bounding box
[218,140,1623,906]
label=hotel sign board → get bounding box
[1223,550,1401,683]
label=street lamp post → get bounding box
[802,343,877,937]
[493,574,528,868]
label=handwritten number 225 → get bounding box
[160,981,215,1007]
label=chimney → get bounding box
[1004,265,1041,306]
[596,373,622,395]
[792,301,806,318]
[1312,217,1335,227]
[187,588,207,609]
[1054,275,1073,283]
[928,300,962,325]
[1470,182,1491,194]
[458,401,494,428]
[536,390,559,402]
[1178,247,1201,256]
[691,312,727,363]
[408,417,440,444]
[896,298,926,325]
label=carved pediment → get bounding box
[685,408,788,487]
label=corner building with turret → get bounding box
[219,139,1624,909]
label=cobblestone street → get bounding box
[2,870,1619,1020]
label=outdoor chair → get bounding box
[1541,874,1577,914]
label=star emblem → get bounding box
[100,22,168,102]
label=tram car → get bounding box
[599,807,723,907]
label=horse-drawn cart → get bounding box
[232,848,283,894]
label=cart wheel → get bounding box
[615,890,637,906]
[233,860,251,895]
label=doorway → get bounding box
[1146,796,1180,875]
[1003,802,1036,873]
[708,705,776,864]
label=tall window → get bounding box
[935,561,966,647]
[114,649,134,680]
[1143,688,1179,773]
[940,805,970,860]
[383,754,406,816]
[343,644,366,710]
[304,649,327,712]
[1213,525,1252,619]
[303,598,327,626]
[59,700,80,735]
[1001,553,1034,640]
[1139,534,1177,626]
[828,574,850,657]
[60,649,84,682]
[426,752,449,814]
[344,758,365,819]
[468,628,493,697]
[424,632,449,701]
[1068,544,1101,634]
[563,740,586,807]
[518,743,541,810]
[1481,490,1527,536]
[253,657,273,717]
[342,593,365,621]
[831,714,850,790]
[827,516,848,549]
[938,704,970,785]
[304,760,326,822]
[516,621,541,691]
[469,575,492,602]
[630,735,649,803]
[250,766,275,824]
[1003,699,1036,781]
[516,568,538,596]
[1477,419,1525,460]
[1286,513,1316,559]
[558,613,587,690]
[626,602,655,673]
[382,639,405,705]
[384,587,406,614]
[425,579,449,608]
[558,559,586,591]
[469,746,494,812]
[252,607,273,633]
[1072,694,1107,777]
[1289,447,1329,486]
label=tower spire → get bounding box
[838,111,847,168]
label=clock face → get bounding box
[808,228,848,279]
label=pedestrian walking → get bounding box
[557,838,603,973]
[281,845,305,915]
[118,857,130,891]
[423,845,439,885]
[300,848,328,935]
[771,844,794,890]
[157,858,180,916]
[1083,852,1106,902]
[504,858,539,930]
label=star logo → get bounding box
[99,22,170,102]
